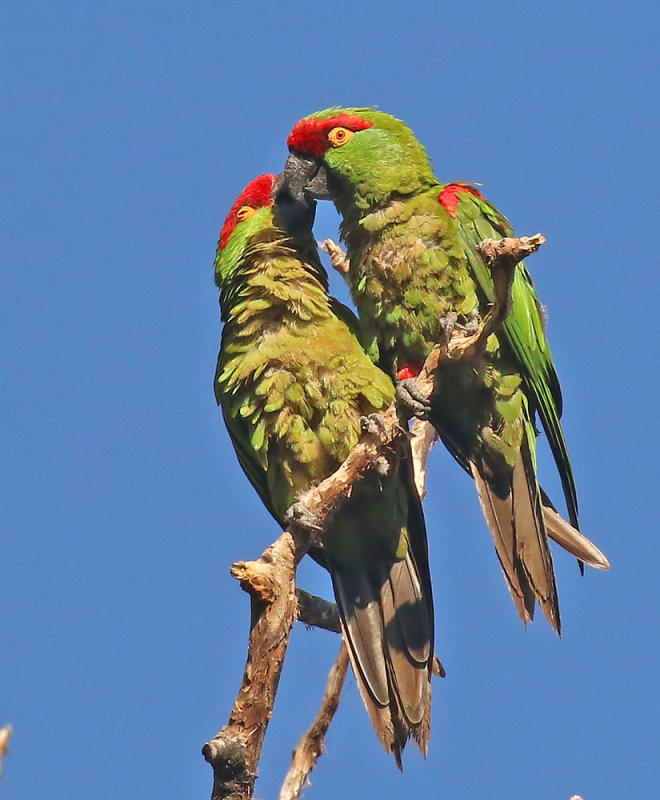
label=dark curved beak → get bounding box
[273,151,333,205]
[272,178,317,236]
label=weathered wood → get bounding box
[0,725,12,778]
[296,589,340,634]
[279,643,350,800]
[204,232,568,798]
[203,532,300,800]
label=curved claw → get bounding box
[360,412,388,439]
[460,310,480,336]
[439,310,457,343]
[284,499,323,533]
[396,378,431,422]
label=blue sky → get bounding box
[2,2,658,798]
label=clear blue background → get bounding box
[2,2,657,798]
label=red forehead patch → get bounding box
[438,183,485,218]
[287,114,374,156]
[219,173,275,249]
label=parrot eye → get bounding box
[327,126,354,147]
[236,206,257,222]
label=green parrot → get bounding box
[277,108,609,635]
[214,173,435,764]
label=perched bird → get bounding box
[277,108,609,634]
[215,173,435,764]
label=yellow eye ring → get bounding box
[327,126,354,147]
[235,205,257,222]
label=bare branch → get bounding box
[409,419,438,500]
[203,531,304,800]
[478,234,546,324]
[0,725,12,778]
[296,589,340,633]
[279,643,350,800]
[204,232,571,798]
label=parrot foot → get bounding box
[285,499,324,535]
[360,412,388,440]
[458,310,480,336]
[438,310,458,343]
[396,378,431,421]
[319,238,349,276]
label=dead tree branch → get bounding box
[279,643,350,800]
[202,551,340,799]
[0,725,12,779]
[409,418,438,500]
[296,590,340,633]
[204,233,546,799]
[478,234,546,323]
[202,531,303,800]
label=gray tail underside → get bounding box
[330,547,433,768]
[541,499,610,570]
[471,437,561,634]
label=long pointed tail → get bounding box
[329,541,433,767]
[540,495,610,570]
[429,418,607,580]
[471,433,561,634]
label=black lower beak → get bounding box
[273,152,332,205]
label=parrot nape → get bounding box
[277,108,609,635]
[214,173,435,764]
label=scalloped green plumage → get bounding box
[214,181,435,762]
[288,106,590,634]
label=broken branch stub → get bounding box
[203,530,300,800]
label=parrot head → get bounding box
[216,173,316,287]
[276,108,435,213]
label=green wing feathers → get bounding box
[455,189,579,529]
[279,107,610,636]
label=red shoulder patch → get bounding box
[219,174,275,249]
[397,363,422,381]
[287,114,373,156]
[438,183,485,218]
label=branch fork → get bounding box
[205,233,544,799]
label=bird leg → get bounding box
[457,309,481,335]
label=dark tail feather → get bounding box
[471,462,536,626]
[330,546,433,767]
[381,555,432,749]
[434,423,605,575]
[540,490,610,570]
[515,440,560,632]
[542,504,610,570]
[471,434,561,634]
